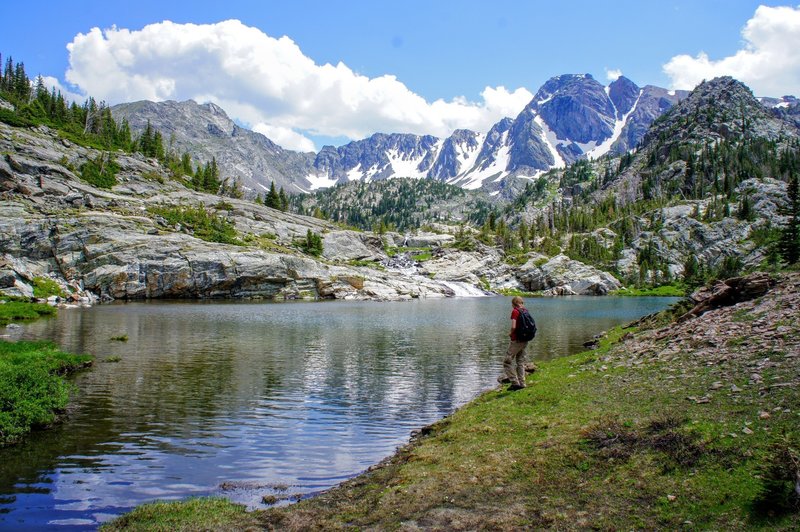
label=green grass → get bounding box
[101,497,260,531]
[0,340,92,446]
[32,277,66,299]
[0,300,57,325]
[611,283,688,297]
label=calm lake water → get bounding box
[0,296,679,530]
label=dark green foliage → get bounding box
[301,229,323,256]
[0,340,91,445]
[148,204,242,245]
[751,438,800,517]
[714,255,743,280]
[778,173,800,265]
[0,52,181,168]
[682,253,703,286]
[292,178,483,231]
[264,182,287,210]
[80,152,119,189]
[565,234,621,271]
[191,158,221,193]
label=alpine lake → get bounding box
[0,295,680,530]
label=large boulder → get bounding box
[322,231,385,262]
[518,254,621,295]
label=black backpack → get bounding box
[516,308,537,342]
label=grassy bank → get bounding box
[103,274,799,530]
[0,298,57,325]
[611,283,688,297]
[0,340,92,446]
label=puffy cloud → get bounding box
[605,68,623,82]
[41,76,85,104]
[63,20,533,150]
[663,5,800,96]
[252,123,316,152]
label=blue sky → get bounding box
[1,1,798,150]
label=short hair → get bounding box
[511,296,524,307]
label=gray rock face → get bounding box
[506,108,555,173]
[610,85,688,153]
[614,178,789,282]
[642,77,797,148]
[608,76,640,118]
[110,100,316,194]
[536,74,616,145]
[517,254,622,295]
[0,122,487,303]
[322,231,384,262]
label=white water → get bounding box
[440,280,489,297]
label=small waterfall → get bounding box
[440,280,490,297]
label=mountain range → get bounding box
[111,74,797,197]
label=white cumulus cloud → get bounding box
[63,20,533,151]
[663,5,800,96]
[605,68,623,82]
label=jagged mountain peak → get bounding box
[112,75,799,197]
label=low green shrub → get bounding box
[80,153,119,189]
[32,277,66,298]
[148,204,242,245]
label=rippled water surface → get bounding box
[0,296,679,530]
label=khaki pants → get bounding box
[503,340,528,387]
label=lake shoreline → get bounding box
[102,272,800,530]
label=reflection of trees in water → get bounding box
[1,297,677,522]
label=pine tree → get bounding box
[279,187,289,212]
[778,172,800,265]
[266,182,280,209]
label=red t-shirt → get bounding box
[510,307,521,341]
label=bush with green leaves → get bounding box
[80,152,119,189]
[301,229,324,256]
[149,204,242,245]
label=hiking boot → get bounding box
[497,376,511,384]
[508,384,525,391]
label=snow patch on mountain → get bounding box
[534,115,566,168]
[387,149,428,178]
[456,142,511,189]
[347,164,363,182]
[305,172,340,191]
[585,89,643,160]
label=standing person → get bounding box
[500,296,535,391]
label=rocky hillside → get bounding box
[497,77,800,286]
[0,122,628,303]
[110,100,316,193]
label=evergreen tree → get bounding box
[279,187,289,211]
[266,182,280,209]
[778,172,800,265]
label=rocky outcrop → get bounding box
[614,178,789,282]
[517,254,622,295]
[0,122,489,303]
